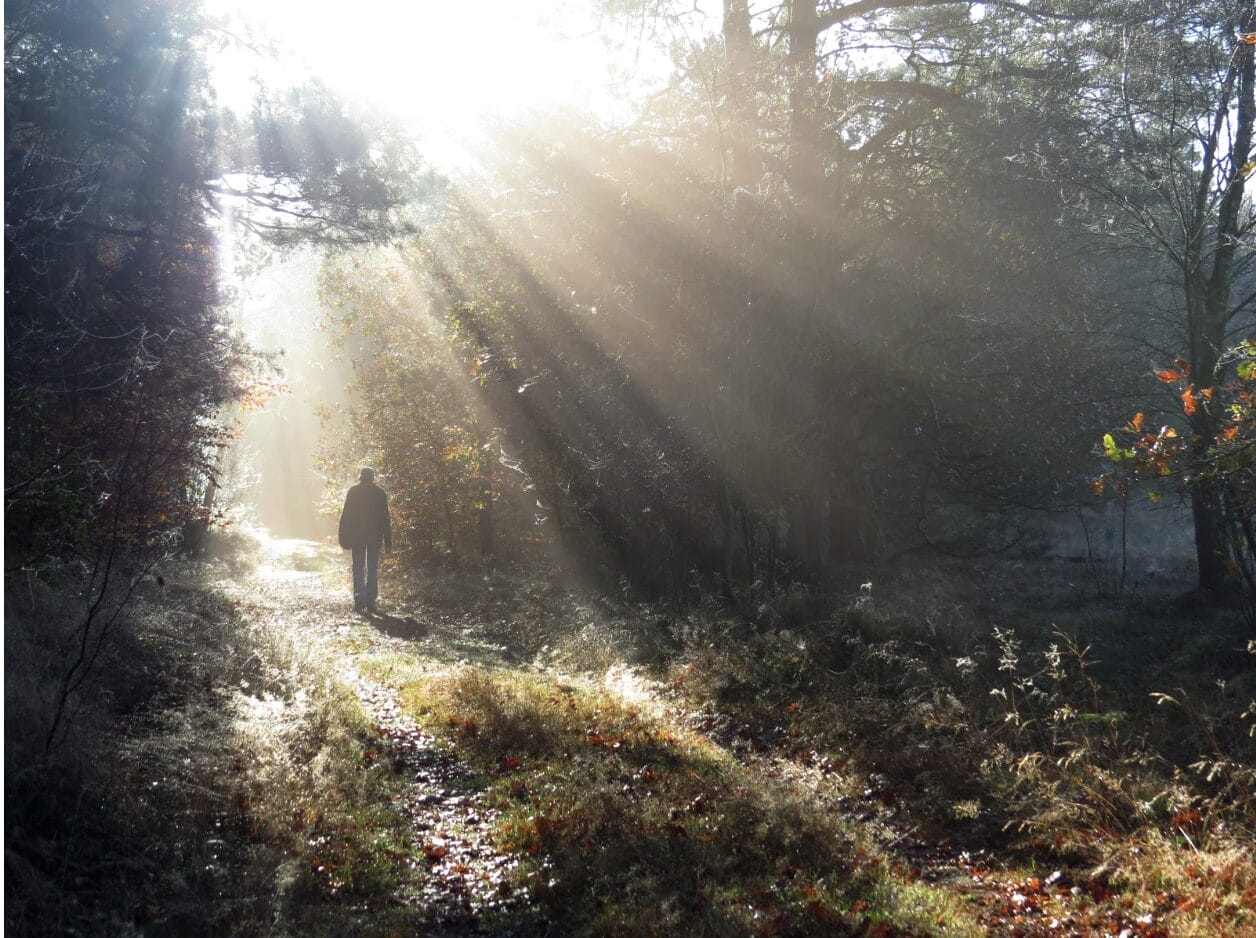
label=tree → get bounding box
[5,0,416,569]
[305,0,1153,604]
[4,0,418,762]
[1100,340,1256,621]
[1042,2,1256,590]
[6,0,241,566]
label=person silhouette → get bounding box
[338,467,393,612]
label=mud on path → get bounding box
[213,535,545,935]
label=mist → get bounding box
[230,250,352,540]
[8,1,1256,934]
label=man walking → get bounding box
[338,467,393,612]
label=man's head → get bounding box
[359,466,375,483]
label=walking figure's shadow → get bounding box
[365,609,428,641]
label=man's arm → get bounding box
[382,492,393,553]
[338,490,352,549]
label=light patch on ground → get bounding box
[601,662,665,715]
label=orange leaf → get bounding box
[1240,32,1256,44]
[587,734,624,748]
[1129,412,1145,432]
[1182,385,1198,415]
[1156,369,1183,384]
[1171,809,1201,828]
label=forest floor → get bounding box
[8,530,1254,936]
[197,532,1249,936]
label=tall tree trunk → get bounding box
[1187,25,1255,592]
[722,0,758,190]
[785,0,823,205]
[478,444,495,565]
[720,483,737,599]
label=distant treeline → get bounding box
[7,0,1254,605]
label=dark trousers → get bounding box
[351,544,380,608]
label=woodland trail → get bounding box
[213,534,546,935]
[205,534,1168,937]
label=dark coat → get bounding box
[338,481,392,550]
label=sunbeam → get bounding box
[10,2,1251,934]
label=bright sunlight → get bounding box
[204,0,664,164]
[9,1,1256,935]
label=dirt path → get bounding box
[213,535,545,935]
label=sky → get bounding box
[203,0,686,170]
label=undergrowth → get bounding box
[362,658,981,936]
[5,562,420,937]
[647,569,1256,936]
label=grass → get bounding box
[361,658,983,936]
[4,564,424,937]
[637,564,1256,936]
[10,536,1254,935]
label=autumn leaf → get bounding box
[806,900,837,922]
[1240,32,1256,45]
[586,733,624,748]
[532,814,555,837]
[1128,411,1145,433]
[1156,369,1183,384]
[1171,809,1201,829]
[1182,385,1198,415]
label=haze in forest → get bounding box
[7,2,1256,934]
